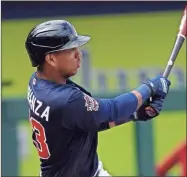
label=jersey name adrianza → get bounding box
[27,86,50,122]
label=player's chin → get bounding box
[69,68,79,76]
[74,66,80,72]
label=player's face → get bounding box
[52,47,82,78]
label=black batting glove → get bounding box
[134,96,164,121]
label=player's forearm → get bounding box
[98,84,151,123]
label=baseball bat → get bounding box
[163,6,186,78]
[145,6,186,117]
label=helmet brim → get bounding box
[63,35,91,50]
[46,35,91,54]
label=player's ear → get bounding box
[45,54,56,67]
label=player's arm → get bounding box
[98,96,166,131]
[61,76,170,132]
[62,90,138,132]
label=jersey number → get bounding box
[30,117,50,159]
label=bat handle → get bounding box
[163,62,172,78]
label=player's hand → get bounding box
[134,96,164,121]
[143,76,171,99]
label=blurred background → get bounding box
[2,1,186,176]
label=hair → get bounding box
[37,63,44,72]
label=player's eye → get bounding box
[70,48,77,52]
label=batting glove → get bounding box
[143,76,171,99]
[134,96,164,121]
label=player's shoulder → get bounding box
[50,82,83,105]
[28,73,84,107]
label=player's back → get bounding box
[27,73,98,177]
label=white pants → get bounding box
[94,161,111,176]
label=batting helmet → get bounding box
[25,20,91,67]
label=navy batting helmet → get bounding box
[25,20,91,67]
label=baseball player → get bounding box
[25,20,171,177]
